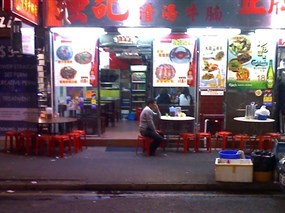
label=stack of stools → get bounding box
[177,133,196,153]
[18,130,37,155]
[266,132,281,144]
[67,132,82,153]
[195,132,212,152]
[52,135,71,158]
[215,131,233,150]
[232,134,251,151]
[72,130,87,149]
[4,130,19,153]
[136,134,153,156]
[35,135,53,156]
[256,135,273,151]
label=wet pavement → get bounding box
[0,145,282,193]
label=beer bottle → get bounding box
[89,62,96,86]
[266,60,274,89]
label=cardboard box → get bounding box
[215,158,253,183]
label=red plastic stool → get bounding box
[52,135,71,158]
[4,130,19,153]
[266,132,281,141]
[18,130,37,155]
[257,135,273,151]
[72,130,87,149]
[136,134,153,156]
[215,131,233,150]
[35,135,53,156]
[232,134,251,151]
[177,133,196,153]
[195,132,212,152]
[67,132,81,153]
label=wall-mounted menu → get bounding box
[53,30,97,87]
[199,36,228,90]
[0,39,38,135]
[153,35,196,87]
[227,35,276,90]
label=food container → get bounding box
[169,106,176,117]
[219,150,241,159]
[215,158,253,182]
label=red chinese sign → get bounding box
[3,0,39,25]
[43,0,285,29]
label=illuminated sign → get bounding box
[3,0,39,25]
[43,0,285,29]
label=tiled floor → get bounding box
[97,119,139,139]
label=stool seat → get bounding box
[72,130,87,149]
[52,135,71,157]
[196,132,212,152]
[257,135,273,151]
[266,132,281,140]
[215,131,232,150]
[18,130,37,155]
[67,132,82,153]
[178,133,196,153]
[35,135,53,156]
[233,134,251,151]
[136,134,153,156]
[4,130,19,153]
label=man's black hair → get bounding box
[146,98,156,105]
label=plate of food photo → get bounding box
[229,35,251,56]
[155,64,176,80]
[169,46,191,64]
[56,45,73,60]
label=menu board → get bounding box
[153,36,196,87]
[0,39,38,135]
[199,36,228,90]
[227,35,276,90]
[53,32,97,87]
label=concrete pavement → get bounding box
[0,146,282,192]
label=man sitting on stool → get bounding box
[139,98,165,156]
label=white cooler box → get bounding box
[215,158,253,183]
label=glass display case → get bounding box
[130,65,147,111]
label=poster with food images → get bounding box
[153,36,196,87]
[53,32,97,87]
[227,35,276,90]
[199,36,228,89]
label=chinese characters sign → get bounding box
[44,0,285,29]
[3,0,39,25]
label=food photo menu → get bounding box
[53,32,97,87]
[227,35,276,90]
[199,36,228,90]
[153,35,196,87]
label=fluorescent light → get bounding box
[187,28,241,37]
[118,28,171,38]
[50,27,105,37]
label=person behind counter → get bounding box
[139,98,165,156]
[156,88,171,105]
[179,87,194,106]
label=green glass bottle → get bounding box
[266,60,274,89]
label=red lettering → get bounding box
[185,4,199,22]
[140,3,155,23]
[162,4,178,22]
[66,0,89,23]
[239,0,266,15]
[92,0,129,21]
[206,5,222,22]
